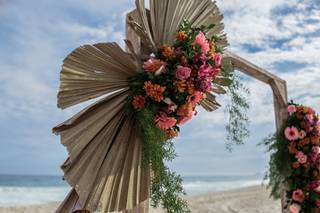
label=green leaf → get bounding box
[214,77,233,86]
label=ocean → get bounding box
[0,174,264,206]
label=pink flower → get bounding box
[197,79,212,92]
[198,64,219,79]
[287,105,296,114]
[284,127,299,141]
[163,98,177,114]
[309,181,320,190]
[295,152,308,164]
[298,130,306,139]
[175,66,191,80]
[313,146,320,155]
[154,112,177,130]
[187,91,204,107]
[289,204,301,213]
[143,58,166,73]
[179,111,195,125]
[305,114,314,124]
[310,152,318,163]
[292,189,305,202]
[214,53,222,67]
[195,32,210,54]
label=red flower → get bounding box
[292,189,305,203]
[154,112,177,130]
[132,96,145,110]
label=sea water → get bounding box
[0,174,264,206]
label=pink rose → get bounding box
[179,111,195,125]
[284,126,299,141]
[313,146,320,155]
[309,181,320,190]
[313,183,320,193]
[298,130,306,139]
[154,112,177,130]
[214,53,222,67]
[175,65,191,80]
[289,203,301,213]
[187,91,204,107]
[195,32,210,54]
[292,189,305,202]
[295,152,308,164]
[287,105,296,114]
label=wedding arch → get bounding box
[53,0,314,212]
[125,9,289,213]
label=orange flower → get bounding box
[303,162,310,170]
[292,162,300,169]
[180,56,188,65]
[143,81,166,102]
[132,95,145,110]
[176,31,188,41]
[177,103,193,117]
[161,45,176,60]
[174,80,187,93]
[186,81,195,95]
[208,41,217,56]
[297,106,304,113]
[311,136,320,145]
[166,129,178,139]
[288,143,298,154]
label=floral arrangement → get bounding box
[127,20,249,212]
[130,23,222,139]
[264,103,320,213]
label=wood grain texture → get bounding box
[224,51,289,213]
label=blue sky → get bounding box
[0,0,319,176]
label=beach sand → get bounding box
[0,185,281,213]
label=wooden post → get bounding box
[224,51,289,213]
[126,9,289,213]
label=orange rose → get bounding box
[292,162,300,169]
[177,103,193,117]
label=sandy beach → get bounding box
[0,185,281,213]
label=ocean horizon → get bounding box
[0,174,265,207]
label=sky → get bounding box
[0,0,319,176]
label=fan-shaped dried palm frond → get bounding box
[54,43,150,213]
[57,42,139,109]
[131,0,228,50]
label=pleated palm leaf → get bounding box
[54,0,228,212]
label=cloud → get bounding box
[0,0,319,176]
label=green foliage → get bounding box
[261,103,320,213]
[260,133,291,199]
[221,59,250,150]
[136,108,190,213]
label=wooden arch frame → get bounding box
[125,9,289,213]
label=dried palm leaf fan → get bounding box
[53,0,228,212]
